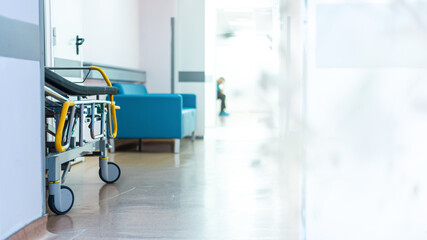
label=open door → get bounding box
[44,0,86,163]
[47,0,84,82]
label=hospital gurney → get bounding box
[44,66,120,215]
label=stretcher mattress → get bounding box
[45,68,118,96]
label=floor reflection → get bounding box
[46,112,300,239]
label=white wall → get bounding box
[0,1,44,238]
[175,0,205,136]
[174,0,205,72]
[82,0,141,69]
[0,0,39,24]
[204,0,216,127]
[139,0,175,93]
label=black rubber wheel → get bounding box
[48,185,74,215]
[99,162,121,184]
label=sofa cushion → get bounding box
[113,83,147,95]
[182,108,197,137]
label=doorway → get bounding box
[205,0,281,131]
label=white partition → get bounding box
[174,0,206,136]
[0,1,44,238]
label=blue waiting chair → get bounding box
[111,83,197,153]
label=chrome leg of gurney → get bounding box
[109,138,116,153]
[98,103,121,185]
[98,138,121,183]
[46,147,90,215]
[46,140,105,214]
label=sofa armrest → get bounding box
[180,94,196,108]
[114,94,184,138]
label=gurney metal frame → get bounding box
[45,66,120,215]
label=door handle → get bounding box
[76,35,85,55]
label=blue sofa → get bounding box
[111,83,197,153]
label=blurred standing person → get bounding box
[217,77,229,116]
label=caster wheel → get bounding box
[99,162,121,184]
[48,185,74,215]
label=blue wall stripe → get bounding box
[179,71,205,82]
[0,15,39,61]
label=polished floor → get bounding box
[46,113,301,239]
[46,106,427,239]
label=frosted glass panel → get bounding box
[316,3,427,67]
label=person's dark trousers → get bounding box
[217,91,226,112]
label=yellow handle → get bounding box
[55,101,75,152]
[90,66,118,138]
[90,66,112,86]
[110,103,118,138]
